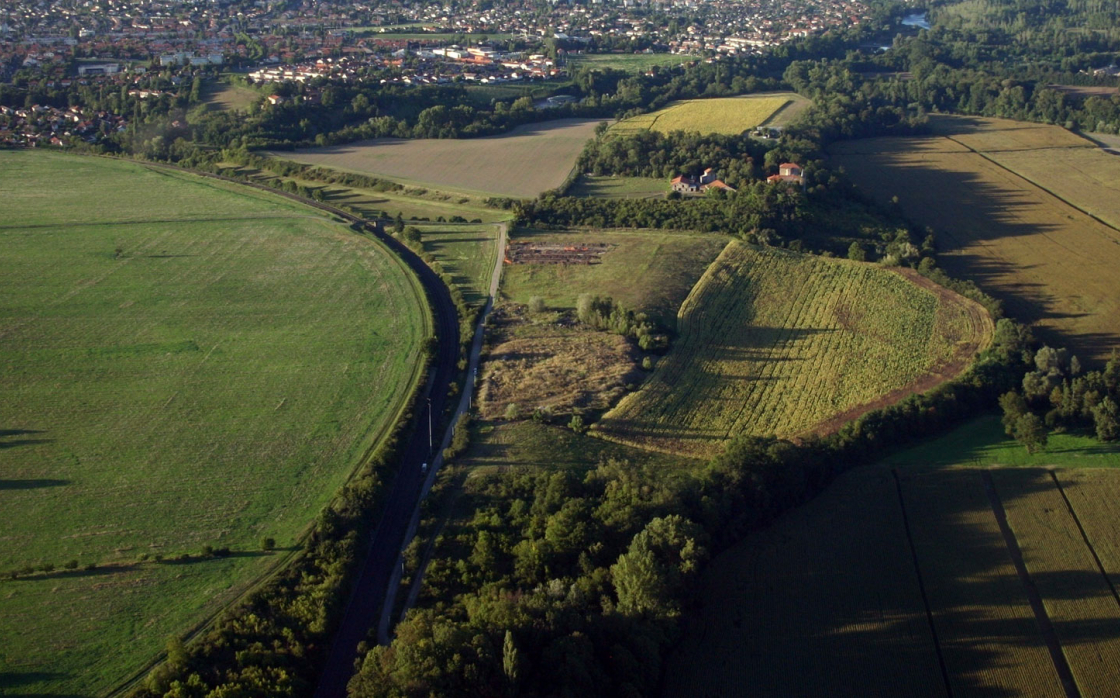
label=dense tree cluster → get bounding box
[519,181,805,235]
[576,129,770,186]
[576,294,669,351]
[1001,347,1120,447]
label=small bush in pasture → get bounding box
[643,356,655,371]
[528,296,546,313]
[261,537,276,551]
[505,403,521,421]
[63,560,78,570]
[569,414,586,434]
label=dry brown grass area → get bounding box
[477,306,640,420]
[832,115,1120,363]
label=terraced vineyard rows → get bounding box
[596,243,992,457]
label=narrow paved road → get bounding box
[313,224,507,698]
[376,223,508,644]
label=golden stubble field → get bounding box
[594,243,992,458]
[832,115,1120,363]
[612,93,809,136]
[272,119,601,198]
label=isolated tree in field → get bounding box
[568,414,585,434]
[504,402,520,421]
[528,296,546,313]
[1013,412,1048,454]
[999,391,1030,435]
[847,241,866,262]
[260,537,276,551]
[1093,396,1120,441]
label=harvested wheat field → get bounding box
[832,115,1120,363]
[612,93,808,136]
[272,119,600,198]
[595,243,992,458]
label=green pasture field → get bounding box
[271,119,600,199]
[612,93,809,136]
[202,80,260,112]
[416,224,501,307]
[569,175,668,199]
[596,243,994,458]
[500,228,729,328]
[885,414,1120,468]
[831,115,1120,364]
[566,53,697,73]
[0,151,428,696]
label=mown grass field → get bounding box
[670,445,1120,697]
[612,93,809,136]
[596,243,993,458]
[0,151,428,696]
[416,224,501,307]
[569,175,669,199]
[500,228,729,328]
[273,119,601,198]
[202,80,259,112]
[831,115,1120,363]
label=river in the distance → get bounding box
[902,12,931,29]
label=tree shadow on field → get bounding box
[0,671,82,697]
[0,479,69,490]
[830,129,1120,365]
[664,464,1120,698]
[0,428,52,450]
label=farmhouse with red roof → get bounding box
[671,167,737,194]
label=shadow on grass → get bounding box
[0,479,69,490]
[0,671,83,697]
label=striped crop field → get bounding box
[611,93,808,136]
[992,468,1120,698]
[898,469,1068,697]
[663,466,946,697]
[0,151,428,696]
[595,243,992,458]
[831,115,1120,363]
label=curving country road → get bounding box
[313,222,507,698]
